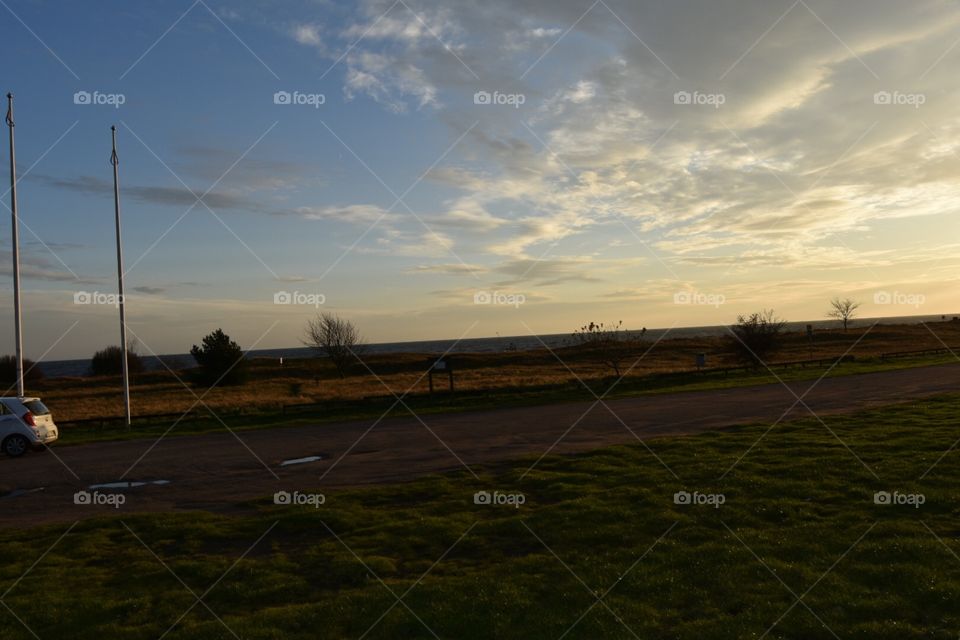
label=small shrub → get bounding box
[572,321,646,377]
[90,345,144,376]
[0,355,43,390]
[729,310,786,367]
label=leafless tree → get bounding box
[303,313,365,377]
[827,297,861,331]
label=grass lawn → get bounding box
[2,394,959,638]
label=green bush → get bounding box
[190,328,247,386]
[0,354,44,390]
[90,345,144,376]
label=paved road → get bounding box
[2,362,959,528]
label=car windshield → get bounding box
[23,400,50,415]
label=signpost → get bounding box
[6,94,23,397]
[428,357,454,394]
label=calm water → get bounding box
[35,313,960,378]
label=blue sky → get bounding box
[2,0,959,359]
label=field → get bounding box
[20,320,960,425]
[2,394,958,639]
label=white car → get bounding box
[0,397,58,457]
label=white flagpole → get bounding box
[110,126,131,427]
[6,93,24,398]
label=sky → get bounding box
[1,0,959,360]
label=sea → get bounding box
[35,313,960,379]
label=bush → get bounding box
[190,329,247,386]
[0,355,43,390]
[90,345,144,376]
[729,310,786,367]
[572,321,646,377]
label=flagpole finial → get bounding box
[110,127,119,166]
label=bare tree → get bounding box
[827,297,861,332]
[303,313,365,377]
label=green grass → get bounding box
[3,394,959,638]
[57,352,958,446]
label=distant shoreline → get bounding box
[35,312,960,378]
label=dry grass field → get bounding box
[23,321,960,422]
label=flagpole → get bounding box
[111,126,131,427]
[6,93,24,398]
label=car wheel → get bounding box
[2,434,29,457]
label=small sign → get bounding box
[428,357,454,393]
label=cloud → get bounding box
[0,250,97,284]
[25,240,85,251]
[172,145,317,192]
[424,196,505,231]
[408,263,487,275]
[494,256,599,286]
[342,3,461,45]
[344,51,439,111]
[31,174,261,213]
[133,286,166,295]
[290,204,391,225]
[293,0,960,284]
[291,23,323,46]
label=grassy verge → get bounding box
[57,353,958,445]
[2,394,959,638]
